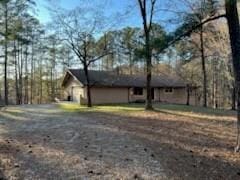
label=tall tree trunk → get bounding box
[14,41,20,105]
[212,58,219,109]
[229,58,236,110]
[212,73,215,107]
[129,52,133,75]
[137,0,155,110]
[40,60,43,104]
[225,0,240,152]
[232,84,236,110]
[4,2,8,106]
[50,68,54,101]
[51,43,56,102]
[212,58,215,107]
[30,41,34,104]
[214,79,218,109]
[145,31,153,110]
[215,67,219,109]
[24,46,29,104]
[83,64,92,107]
[19,42,23,104]
[200,25,207,107]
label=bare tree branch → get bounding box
[160,14,226,52]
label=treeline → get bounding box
[0,0,74,105]
[0,1,174,106]
[174,1,235,110]
[0,0,237,110]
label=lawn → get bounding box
[59,102,236,119]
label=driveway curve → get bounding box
[0,104,166,180]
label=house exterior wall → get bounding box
[63,79,197,106]
[159,88,197,105]
[72,87,85,103]
[129,88,159,102]
[89,87,129,104]
[63,76,85,104]
[129,87,197,105]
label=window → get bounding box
[165,88,173,93]
[133,87,143,95]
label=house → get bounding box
[62,69,198,105]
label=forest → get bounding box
[0,0,237,109]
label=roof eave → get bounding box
[62,69,85,87]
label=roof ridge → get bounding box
[66,69,186,88]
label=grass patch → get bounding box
[59,102,236,118]
[154,104,236,117]
[0,108,24,116]
[59,103,144,114]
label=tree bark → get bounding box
[145,30,153,110]
[137,0,154,110]
[232,84,236,110]
[212,70,215,108]
[214,77,218,109]
[24,46,29,104]
[14,40,20,105]
[30,41,34,104]
[83,64,92,107]
[212,58,219,109]
[129,52,133,75]
[4,2,8,106]
[39,58,43,104]
[50,44,56,102]
[19,42,23,104]
[225,0,240,152]
[200,25,207,107]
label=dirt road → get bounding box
[0,104,166,180]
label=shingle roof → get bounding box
[63,69,186,88]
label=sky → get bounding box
[34,0,183,32]
[35,0,140,25]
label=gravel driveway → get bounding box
[0,104,166,180]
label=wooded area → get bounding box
[0,0,235,108]
[1,1,240,179]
